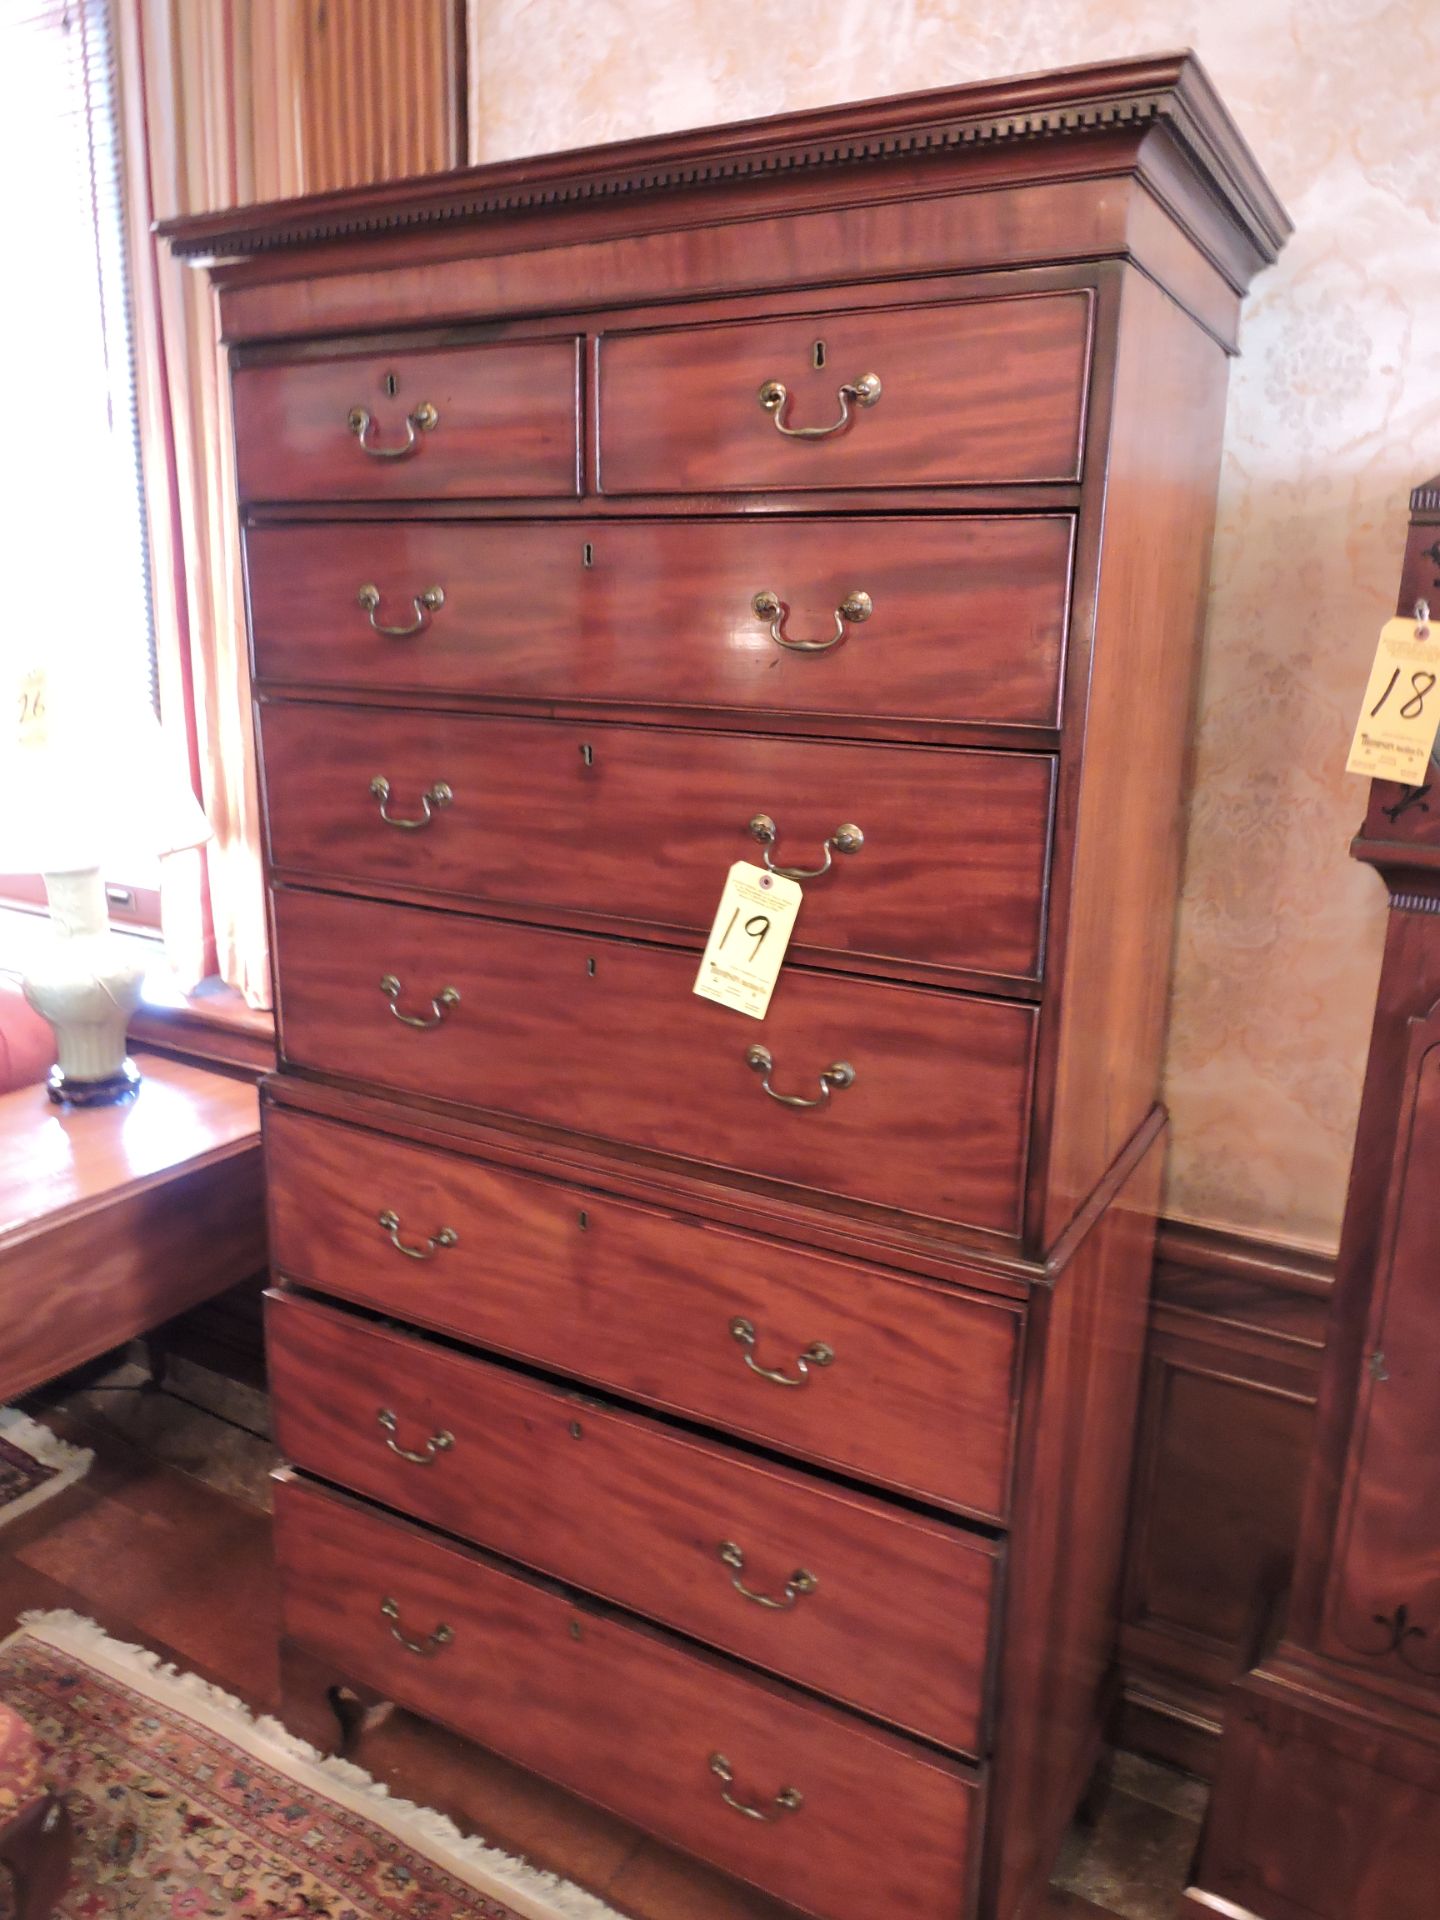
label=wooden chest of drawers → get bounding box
[168,52,1286,1920]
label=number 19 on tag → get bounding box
[693,862,803,1020]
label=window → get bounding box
[1,0,160,927]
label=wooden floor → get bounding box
[0,1400,1128,1920]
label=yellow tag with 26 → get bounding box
[693,861,803,1021]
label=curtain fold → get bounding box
[113,0,465,1010]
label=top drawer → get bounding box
[597,291,1091,494]
[232,338,581,502]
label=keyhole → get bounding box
[586,956,597,977]
[578,1209,589,1230]
[580,743,594,766]
[582,541,594,568]
[383,370,399,397]
[812,339,827,370]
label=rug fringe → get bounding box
[0,1412,93,1527]
[10,1610,626,1920]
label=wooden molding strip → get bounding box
[1155,1218,1335,1299]
[158,51,1289,267]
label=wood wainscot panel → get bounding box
[1117,1220,1333,1777]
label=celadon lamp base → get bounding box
[23,867,147,1107]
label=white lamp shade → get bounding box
[1,654,210,874]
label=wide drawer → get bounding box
[271,887,1035,1233]
[232,338,581,501]
[244,515,1073,731]
[275,1473,982,1920]
[596,291,1091,493]
[268,1291,998,1752]
[260,704,1054,985]
[264,1107,1021,1522]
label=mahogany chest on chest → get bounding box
[167,53,1287,1920]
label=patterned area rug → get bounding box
[0,1413,92,1529]
[0,1613,619,1920]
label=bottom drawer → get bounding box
[275,1474,981,1920]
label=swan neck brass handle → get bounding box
[756,372,880,439]
[377,1209,458,1260]
[748,813,863,880]
[370,775,453,830]
[729,1316,834,1387]
[377,1407,454,1465]
[348,401,438,458]
[746,1044,855,1108]
[380,1596,454,1656]
[751,588,871,653]
[718,1541,817,1610]
[356,582,445,638]
[709,1753,804,1822]
[380,974,460,1029]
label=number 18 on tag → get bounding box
[1346,611,1439,784]
[693,862,803,1020]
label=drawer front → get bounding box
[245,515,1072,730]
[272,888,1035,1233]
[265,1108,1021,1522]
[275,1474,982,1920]
[232,339,581,501]
[597,292,1091,493]
[269,1291,998,1753]
[260,705,1054,984]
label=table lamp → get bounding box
[2,659,211,1105]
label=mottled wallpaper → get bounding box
[468,0,1440,1252]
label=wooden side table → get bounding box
[0,1051,265,1403]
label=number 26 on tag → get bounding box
[693,862,803,1021]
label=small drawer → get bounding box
[275,1473,982,1920]
[271,887,1035,1235]
[596,291,1091,494]
[232,338,581,501]
[268,1291,999,1753]
[265,1107,1022,1523]
[244,514,1073,731]
[259,704,1055,986]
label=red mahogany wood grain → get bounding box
[243,514,1074,732]
[258,704,1055,985]
[267,1290,999,1752]
[596,292,1091,492]
[270,885,1035,1234]
[273,1472,982,1920]
[232,337,581,502]
[263,1104,1022,1522]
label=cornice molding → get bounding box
[159,50,1289,273]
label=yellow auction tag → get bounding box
[1347,615,1440,783]
[16,665,48,751]
[693,861,802,1020]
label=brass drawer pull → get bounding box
[377,1407,454,1465]
[380,974,460,1028]
[718,1541,817,1610]
[751,589,872,654]
[748,813,863,880]
[348,401,438,459]
[377,1209,458,1260]
[756,372,880,439]
[709,1752,803,1822]
[370,775,453,830]
[729,1316,834,1386]
[746,1044,855,1108]
[380,1596,453,1656]
[356,582,446,638]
